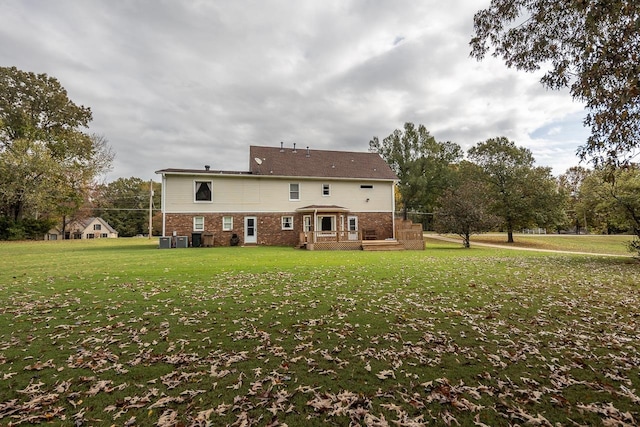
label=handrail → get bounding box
[300,230,362,243]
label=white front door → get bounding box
[244,216,257,244]
[348,216,358,240]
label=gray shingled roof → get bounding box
[249,145,398,180]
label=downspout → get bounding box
[313,209,318,243]
[391,181,397,239]
[161,173,167,237]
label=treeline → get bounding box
[372,123,640,251]
[0,66,163,239]
[91,178,162,237]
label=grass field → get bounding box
[458,233,635,256]
[0,238,638,426]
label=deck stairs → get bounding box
[361,239,405,251]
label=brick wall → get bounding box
[357,212,394,240]
[164,211,393,247]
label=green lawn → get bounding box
[456,233,634,255]
[0,239,638,426]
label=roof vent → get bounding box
[306,146,310,157]
[293,143,297,153]
[280,141,284,152]
[205,165,210,171]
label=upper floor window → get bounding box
[360,184,373,189]
[195,181,212,202]
[93,224,102,231]
[289,183,300,201]
[322,183,331,196]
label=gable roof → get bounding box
[249,145,398,180]
[72,217,118,234]
[156,145,399,181]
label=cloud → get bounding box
[2,0,588,180]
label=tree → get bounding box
[369,123,462,220]
[468,137,564,243]
[558,166,592,233]
[0,66,113,238]
[434,162,500,248]
[92,178,161,237]
[581,165,640,254]
[470,1,640,166]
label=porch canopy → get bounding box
[296,205,359,244]
[296,204,350,214]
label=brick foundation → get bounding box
[164,211,393,247]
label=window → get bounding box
[281,216,294,230]
[222,216,233,231]
[360,184,373,189]
[289,183,300,200]
[93,224,102,231]
[87,233,95,239]
[322,183,331,196]
[194,216,204,231]
[195,181,212,202]
[101,233,108,238]
[318,215,335,231]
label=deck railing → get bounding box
[300,230,362,244]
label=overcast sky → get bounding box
[2,0,589,182]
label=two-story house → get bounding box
[156,144,422,250]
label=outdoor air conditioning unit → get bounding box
[176,236,189,248]
[159,237,171,249]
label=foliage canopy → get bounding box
[0,66,113,236]
[468,137,564,242]
[470,0,640,166]
[370,123,462,220]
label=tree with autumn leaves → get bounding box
[471,0,640,167]
[0,66,113,239]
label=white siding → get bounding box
[162,175,394,213]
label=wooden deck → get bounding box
[298,219,425,251]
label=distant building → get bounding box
[46,217,118,240]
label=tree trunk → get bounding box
[507,229,513,243]
[11,201,24,222]
[61,215,67,240]
[463,232,470,248]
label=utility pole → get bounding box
[149,180,153,239]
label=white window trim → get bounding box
[193,216,205,231]
[281,216,294,230]
[289,183,300,201]
[222,216,233,231]
[347,216,358,231]
[322,183,331,197]
[317,215,336,233]
[194,180,213,203]
[303,215,312,232]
